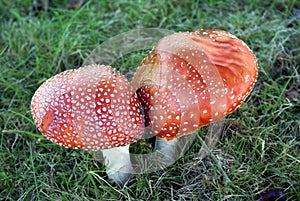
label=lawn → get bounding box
[0,0,299,200]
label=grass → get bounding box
[0,0,299,200]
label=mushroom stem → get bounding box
[102,145,133,187]
[154,137,179,161]
[153,134,196,168]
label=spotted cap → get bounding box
[31,65,144,150]
[131,30,258,140]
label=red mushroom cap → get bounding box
[132,30,258,140]
[31,65,144,150]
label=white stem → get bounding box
[101,145,133,187]
[152,134,196,169]
[154,137,179,159]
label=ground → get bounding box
[0,0,299,200]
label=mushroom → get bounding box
[131,29,258,151]
[31,64,144,186]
